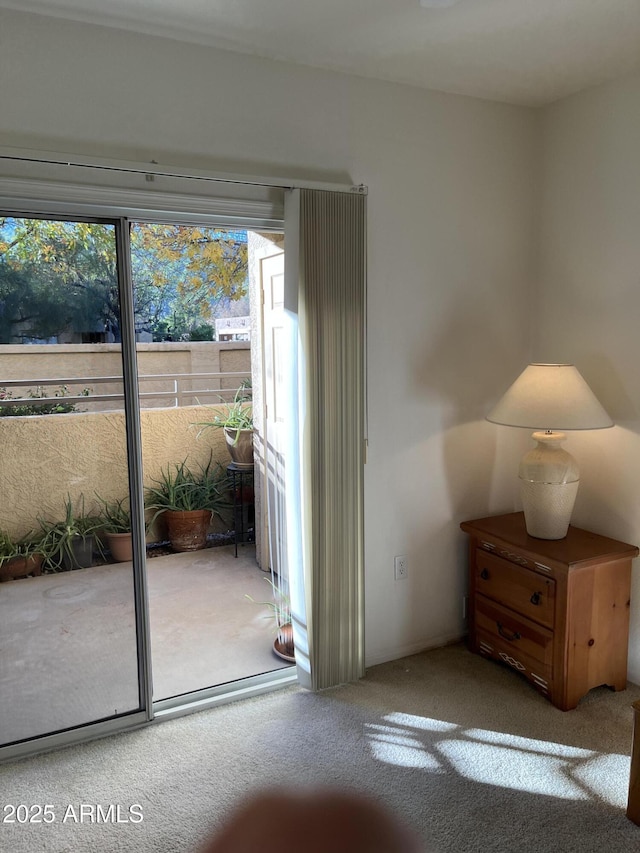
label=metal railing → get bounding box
[0,371,251,410]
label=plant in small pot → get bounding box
[0,530,46,583]
[39,494,104,572]
[246,576,295,662]
[145,457,230,552]
[195,381,254,468]
[96,495,136,563]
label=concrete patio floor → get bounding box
[0,544,292,746]
[148,543,291,698]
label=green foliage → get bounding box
[0,529,46,565]
[0,385,91,417]
[38,494,104,572]
[188,322,215,341]
[235,377,252,402]
[195,381,253,437]
[145,457,231,519]
[130,223,248,340]
[245,576,292,630]
[0,217,249,343]
[95,495,132,534]
[0,219,118,343]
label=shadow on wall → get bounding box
[0,130,356,190]
[412,301,523,522]
[571,353,639,427]
[392,303,525,641]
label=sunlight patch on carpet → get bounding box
[464,728,595,758]
[437,739,589,799]
[572,753,630,807]
[366,724,444,770]
[365,713,627,803]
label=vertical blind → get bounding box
[0,155,367,761]
[286,188,367,690]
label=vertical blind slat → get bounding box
[298,188,366,689]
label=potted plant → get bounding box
[39,494,104,571]
[195,380,254,468]
[0,530,46,582]
[246,576,295,662]
[145,457,230,552]
[96,495,136,562]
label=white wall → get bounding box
[538,71,640,683]
[0,10,536,667]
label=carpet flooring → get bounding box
[2,643,640,852]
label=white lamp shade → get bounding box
[486,363,613,539]
[486,364,613,431]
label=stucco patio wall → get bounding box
[0,404,232,539]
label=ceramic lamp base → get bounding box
[518,431,579,540]
[520,479,579,539]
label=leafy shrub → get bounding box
[188,323,214,341]
[0,385,91,417]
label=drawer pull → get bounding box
[480,569,489,580]
[530,592,542,606]
[497,622,521,642]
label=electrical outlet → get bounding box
[394,555,408,580]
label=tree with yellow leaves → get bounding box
[0,217,248,343]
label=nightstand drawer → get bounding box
[475,594,554,669]
[476,629,553,698]
[475,549,555,629]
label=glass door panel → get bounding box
[0,215,141,745]
[130,222,290,701]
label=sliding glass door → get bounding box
[0,215,144,746]
[0,170,291,755]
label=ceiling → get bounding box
[3,0,640,106]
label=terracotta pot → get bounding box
[0,553,43,583]
[273,623,295,662]
[164,509,212,552]
[224,427,254,468]
[106,531,133,563]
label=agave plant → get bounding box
[0,529,46,564]
[144,456,231,552]
[144,457,231,519]
[194,380,253,438]
[246,575,294,661]
[95,494,132,533]
[38,494,104,571]
[0,529,48,581]
[195,381,255,468]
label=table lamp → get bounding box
[486,363,613,539]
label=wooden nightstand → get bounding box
[460,512,638,711]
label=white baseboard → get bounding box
[365,632,465,668]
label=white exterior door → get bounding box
[259,250,287,578]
